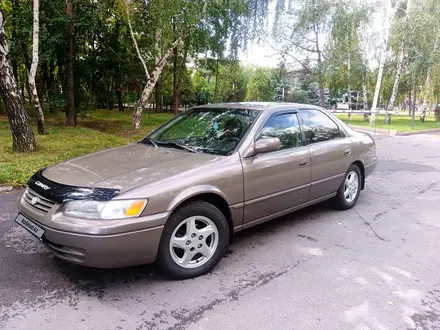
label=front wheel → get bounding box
[156,201,229,279]
[333,164,361,210]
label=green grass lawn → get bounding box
[2,109,439,186]
[336,113,440,132]
[0,110,172,186]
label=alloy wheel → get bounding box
[169,216,219,269]
[344,171,359,203]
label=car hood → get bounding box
[42,143,220,193]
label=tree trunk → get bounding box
[40,60,48,108]
[362,75,369,121]
[11,0,19,95]
[214,56,219,102]
[154,29,162,113]
[386,0,411,125]
[357,28,370,121]
[48,60,55,112]
[411,76,416,130]
[385,42,405,125]
[116,90,124,111]
[370,47,386,124]
[65,1,75,126]
[347,53,351,121]
[314,24,324,107]
[408,88,412,116]
[422,71,430,113]
[155,81,162,112]
[126,0,149,79]
[24,55,31,103]
[107,77,113,110]
[386,46,404,125]
[132,38,182,129]
[371,0,393,124]
[29,0,45,135]
[0,10,37,152]
[317,52,324,107]
[172,36,178,115]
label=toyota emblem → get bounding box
[30,197,40,205]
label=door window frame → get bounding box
[297,108,346,145]
[253,110,307,153]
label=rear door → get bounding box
[298,108,353,201]
[241,111,311,225]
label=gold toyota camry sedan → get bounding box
[15,103,377,279]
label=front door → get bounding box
[298,108,353,201]
[241,112,311,226]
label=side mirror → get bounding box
[253,137,281,155]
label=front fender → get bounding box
[168,185,230,211]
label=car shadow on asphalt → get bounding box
[53,201,335,290]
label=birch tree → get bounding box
[357,27,370,120]
[29,0,46,134]
[0,8,37,152]
[124,0,182,129]
[370,0,393,124]
[385,0,412,125]
[125,0,271,129]
[131,38,182,129]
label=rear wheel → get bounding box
[157,201,229,279]
[334,164,361,210]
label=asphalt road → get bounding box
[1,132,440,330]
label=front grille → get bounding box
[23,188,56,214]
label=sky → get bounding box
[240,0,387,69]
[240,0,279,67]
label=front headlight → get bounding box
[62,199,148,220]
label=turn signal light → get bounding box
[125,200,147,216]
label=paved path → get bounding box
[1,133,440,330]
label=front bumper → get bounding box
[40,222,164,268]
[17,192,169,268]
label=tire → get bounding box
[156,201,229,279]
[333,164,362,210]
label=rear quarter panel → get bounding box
[314,108,377,177]
[350,133,377,178]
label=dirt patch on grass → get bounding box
[79,119,128,134]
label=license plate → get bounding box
[14,214,45,239]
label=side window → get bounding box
[258,113,302,150]
[300,109,341,144]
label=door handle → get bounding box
[344,149,352,156]
[299,161,309,167]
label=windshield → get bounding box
[144,108,260,156]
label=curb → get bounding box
[348,125,440,136]
[348,125,397,136]
[396,128,440,136]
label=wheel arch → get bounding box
[351,160,365,190]
[168,188,234,243]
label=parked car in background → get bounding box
[15,103,377,279]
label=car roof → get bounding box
[193,102,324,112]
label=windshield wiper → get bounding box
[139,137,158,148]
[156,141,198,153]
